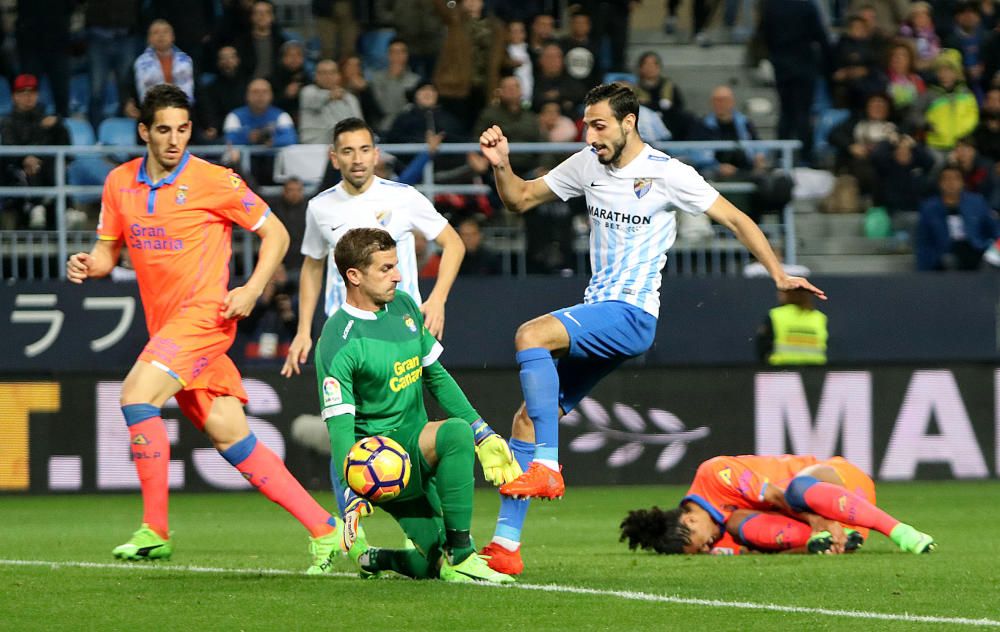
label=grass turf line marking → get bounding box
[3,558,999,628]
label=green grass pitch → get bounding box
[2,482,999,630]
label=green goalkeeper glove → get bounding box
[472,419,523,486]
[342,491,373,552]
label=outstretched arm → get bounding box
[421,224,464,339]
[706,196,826,299]
[222,214,290,319]
[480,125,558,213]
[282,255,325,377]
[67,239,122,283]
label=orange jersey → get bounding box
[97,152,270,334]
[682,454,821,527]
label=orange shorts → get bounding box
[139,319,247,430]
[822,456,877,539]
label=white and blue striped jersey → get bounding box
[542,144,719,317]
[301,176,448,315]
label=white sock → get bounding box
[534,458,559,472]
[491,536,520,551]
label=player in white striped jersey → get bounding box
[476,83,826,575]
[281,117,465,515]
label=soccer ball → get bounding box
[344,436,411,502]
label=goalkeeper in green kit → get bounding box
[314,227,520,582]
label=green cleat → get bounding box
[807,528,865,554]
[440,552,515,584]
[112,524,172,561]
[348,526,379,579]
[306,518,343,575]
[890,523,936,554]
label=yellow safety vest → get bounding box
[768,304,828,365]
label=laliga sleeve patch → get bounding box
[322,377,343,406]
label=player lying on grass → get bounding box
[67,84,343,573]
[314,227,521,583]
[620,454,936,555]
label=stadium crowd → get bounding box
[3,0,1000,272]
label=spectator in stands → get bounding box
[899,1,941,74]
[386,80,467,145]
[829,92,899,199]
[0,74,70,229]
[475,75,540,174]
[432,0,507,133]
[946,1,988,97]
[918,49,979,152]
[267,177,308,274]
[537,99,578,142]
[634,51,693,140]
[224,78,297,183]
[506,21,533,106]
[760,0,831,163]
[85,0,141,130]
[973,87,1000,160]
[312,0,358,62]
[233,0,287,81]
[885,40,927,121]
[532,42,588,117]
[340,54,383,125]
[917,164,999,269]
[196,46,249,143]
[528,13,557,69]
[272,41,311,122]
[559,10,601,88]
[854,3,894,57]
[871,133,936,215]
[949,135,996,198]
[298,59,362,144]
[148,0,219,69]
[457,217,502,276]
[16,0,72,117]
[124,20,195,119]
[832,14,888,112]
[370,38,421,133]
[849,0,908,38]
[392,0,446,80]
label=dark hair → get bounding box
[139,84,191,128]
[956,134,976,148]
[619,505,690,554]
[939,163,964,180]
[584,83,640,122]
[334,228,397,281]
[332,117,376,147]
[388,37,407,48]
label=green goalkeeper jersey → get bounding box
[314,290,480,479]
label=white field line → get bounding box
[2,558,999,628]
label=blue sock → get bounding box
[493,438,535,547]
[330,458,347,517]
[517,347,560,464]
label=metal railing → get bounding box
[0,139,801,280]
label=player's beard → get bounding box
[595,130,627,166]
[344,165,374,190]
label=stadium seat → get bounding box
[0,75,11,117]
[358,28,396,72]
[98,117,137,146]
[38,75,56,115]
[64,118,96,146]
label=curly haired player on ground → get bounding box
[620,454,935,555]
[67,84,342,573]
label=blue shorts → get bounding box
[550,301,657,413]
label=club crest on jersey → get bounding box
[322,377,343,406]
[633,178,652,199]
[229,173,243,189]
[375,209,392,227]
[175,184,188,205]
[403,315,417,333]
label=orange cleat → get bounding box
[499,462,565,499]
[480,542,524,575]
